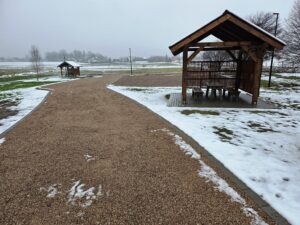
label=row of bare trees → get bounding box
[201,0,300,70]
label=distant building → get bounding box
[57,61,81,77]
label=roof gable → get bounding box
[57,61,81,68]
[169,10,286,56]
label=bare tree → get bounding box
[247,12,283,36]
[282,0,300,68]
[30,45,42,80]
[201,50,232,61]
[247,11,284,61]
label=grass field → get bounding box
[0,81,58,92]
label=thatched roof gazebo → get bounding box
[57,61,81,77]
[169,10,286,104]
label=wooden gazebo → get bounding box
[57,61,81,77]
[169,10,285,104]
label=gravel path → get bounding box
[114,73,181,87]
[0,75,273,224]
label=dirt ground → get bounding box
[114,73,181,87]
[0,75,274,225]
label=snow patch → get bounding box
[0,138,5,145]
[84,154,95,162]
[153,128,267,225]
[40,184,61,198]
[68,181,104,208]
[0,87,48,135]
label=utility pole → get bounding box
[268,13,279,87]
[129,48,133,76]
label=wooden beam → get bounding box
[191,41,253,47]
[187,47,203,63]
[170,14,231,55]
[226,50,238,61]
[188,46,241,51]
[241,46,258,62]
[204,47,241,51]
[182,47,188,104]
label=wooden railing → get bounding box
[186,61,237,88]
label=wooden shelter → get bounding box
[169,10,285,104]
[57,61,81,77]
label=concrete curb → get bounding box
[108,85,291,225]
[0,87,52,139]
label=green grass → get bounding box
[247,110,288,116]
[247,122,275,133]
[0,68,32,76]
[272,73,300,80]
[213,127,233,141]
[128,88,146,92]
[0,92,14,100]
[181,110,220,116]
[0,81,58,91]
[0,74,54,83]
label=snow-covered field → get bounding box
[0,61,180,72]
[0,87,48,136]
[0,76,79,136]
[108,74,300,225]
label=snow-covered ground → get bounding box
[0,61,180,72]
[0,87,48,135]
[108,80,300,225]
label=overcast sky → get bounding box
[0,0,294,58]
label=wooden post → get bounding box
[252,58,263,104]
[182,47,188,104]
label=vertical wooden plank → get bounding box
[182,47,188,104]
[252,58,263,104]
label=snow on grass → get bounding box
[0,138,5,145]
[108,85,300,225]
[151,128,267,225]
[0,87,48,135]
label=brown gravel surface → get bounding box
[0,75,273,225]
[114,73,181,87]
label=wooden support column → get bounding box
[182,47,188,105]
[235,51,243,93]
[252,57,263,104]
[240,45,266,104]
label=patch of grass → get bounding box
[181,110,220,116]
[0,74,54,83]
[165,94,170,100]
[247,122,275,132]
[213,126,233,141]
[128,88,146,92]
[247,110,288,116]
[0,68,32,76]
[272,73,300,80]
[0,92,14,100]
[0,81,58,91]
